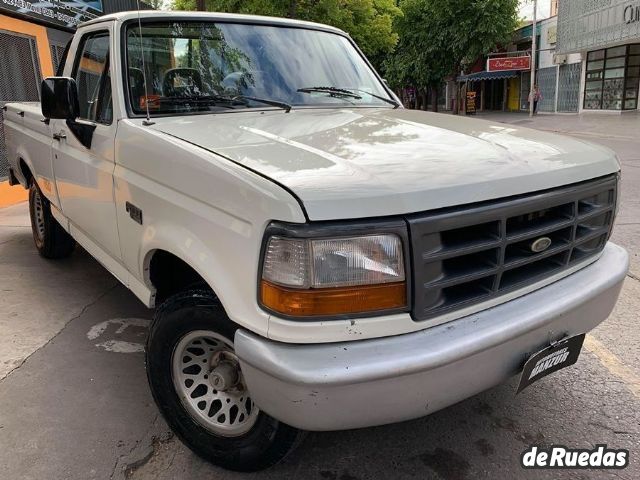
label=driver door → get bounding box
[51,27,121,260]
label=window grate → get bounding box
[51,44,67,74]
[0,30,42,179]
[408,175,618,321]
[558,63,581,112]
[537,66,557,112]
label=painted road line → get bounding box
[87,318,150,353]
[584,335,640,399]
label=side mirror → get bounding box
[41,77,79,120]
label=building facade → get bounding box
[556,0,640,112]
[526,15,584,113]
[455,0,640,115]
[0,0,150,183]
[455,13,584,115]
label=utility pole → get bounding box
[196,0,205,11]
[529,0,537,117]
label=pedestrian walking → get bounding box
[528,85,542,114]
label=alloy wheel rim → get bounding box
[171,330,259,437]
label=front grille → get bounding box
[408,174,617,321]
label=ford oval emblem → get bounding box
[530,237,552,253]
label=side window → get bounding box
[73,32,112,124]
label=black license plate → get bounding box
[517,334,586,394]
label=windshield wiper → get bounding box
[155,95,237,109]
[298,86,362,100]
[298,86,400,108]
[233,95,292,113]
[156,94,291,113]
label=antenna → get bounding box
[136,0,154,126]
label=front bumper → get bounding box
[235,242,629,431]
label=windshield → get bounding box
[125,21,393,116]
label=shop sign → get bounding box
[487,56,531,72]
[466,91,477,114]
[0,0,103,30]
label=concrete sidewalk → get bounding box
[472,110,640,140]
[0,202,117,381]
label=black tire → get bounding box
[146,289,304,472]
[28,181,75,259]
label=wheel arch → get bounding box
[138,224,270,338]
[146,248,215,306]
[18,157,34,187]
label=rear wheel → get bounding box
[146,289,304,472]
[28,181,75,259]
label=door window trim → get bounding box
[71,29,113,125]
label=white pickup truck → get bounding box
[2,10,629,471]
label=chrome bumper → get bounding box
[235,242,629,431]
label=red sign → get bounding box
[487,56,531,72]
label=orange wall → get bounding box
[0,13,54,77]
[0,182,27,207]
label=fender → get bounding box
[114,120,305,339]
[138,222,272,338]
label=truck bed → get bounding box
[3,102,60,207]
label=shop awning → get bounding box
[457,70,520,82]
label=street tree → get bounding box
[385,0,519,112]
[146,0,165,9]
[171,0,401,65]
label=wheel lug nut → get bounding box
[209,361,239,392]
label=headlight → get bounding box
[260,231,407,317]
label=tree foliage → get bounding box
[171,0,402,62]
[146,0,165,10]
[385,0,519,94]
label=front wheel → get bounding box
[146,289,304,472]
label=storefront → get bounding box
[455,52,532,113]
[557,0,640,112]
[583,44,640,110]
[508,15,584,114]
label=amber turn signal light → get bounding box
[260,280,407,317]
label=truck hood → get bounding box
[151,108,619,221]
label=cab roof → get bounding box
[79,10,347,36]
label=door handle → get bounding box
[53,132,67,141]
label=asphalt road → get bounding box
[0,112,638,480]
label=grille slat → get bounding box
[578,205,614,222]
[421,239,502,262]
[409,175,618,321]
[575,227,610,244]
[425,265,500,290]
[505,218,574,243]
[503,244,572,270]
